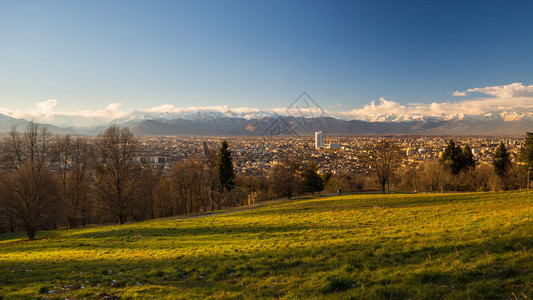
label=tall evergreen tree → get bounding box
[520,132,533,168]
[462,144,476,170]
[217,140,234,190]
[493,141,511,178]
[440,139,463,174]
[301,160,324,194]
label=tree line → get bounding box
[366,137,528,193]
[0,124,243,239]
[0,123,327,239]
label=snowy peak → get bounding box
[6,107,533,136]
[111,109,280,124]
[345,111,533,123]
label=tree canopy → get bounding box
[440,139,475,174]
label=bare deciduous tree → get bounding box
[154,174,174,218]
[268,158,301,199]
[95,125,140,224]
[169,159,211,214]
[0,122,61,239]
[56,136,94,228]
[370,140,401,193]
[417,160,452,193]
[0,162,61,239]
[130,167,162,221]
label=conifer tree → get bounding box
[217,140,234,190]
[463,144,476,170]
[493,141,511,178]
[301,160,324,194]
[440,139,463,174]
[520,132,533,168]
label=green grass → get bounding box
[0,191,531,299]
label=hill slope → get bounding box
[0,192,531,298]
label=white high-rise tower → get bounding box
[315,131,323,149]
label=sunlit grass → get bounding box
[0,191,531,299]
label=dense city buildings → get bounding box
[132,135,524,176]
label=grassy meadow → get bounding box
[0,191,532,299]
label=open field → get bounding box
[0,192,532,299]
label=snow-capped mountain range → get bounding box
[110,109,533,124]
[2,108,533,136]
[110,110,282,124]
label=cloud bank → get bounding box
[452,82,533,98]
[146,104,262,115]
[0,100,126,127]
[2,82,533,126]
[340,82,533,121]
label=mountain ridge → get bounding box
[0,112,532,136]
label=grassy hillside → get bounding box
[0,191,531,299]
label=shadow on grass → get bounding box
[0,229,531,298]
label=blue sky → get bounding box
[1,0,533,122]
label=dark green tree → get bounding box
[440,139,463,174]
[493,141,511,178]
[217,140,234,190]
[520,132,533,168]
[462,144,476,170]
[301,160,324,194]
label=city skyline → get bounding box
[2,1,533,126]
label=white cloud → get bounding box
[84,103,125,119]
[0,99,60,120]
[31,99,58,117]
[0,100,127,127]
[452,91,467,97]
[145,104,267,117]
[4,83,533,127]
[453,82,533,98]
[146,104,232,113]
[339,82,533,121]
[340,96,533,121]
[231,107,261,114]
[347,97,408,115]
[0,107,11,116]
